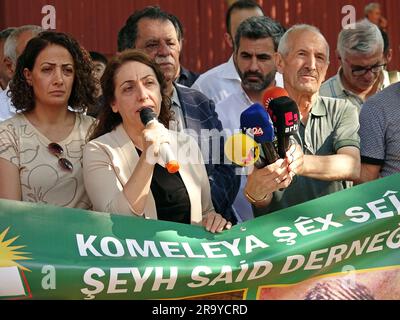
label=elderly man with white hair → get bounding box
[320,20,387,112]
[0,25,42,122]
[244,24,360,217]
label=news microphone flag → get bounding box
[224,133,260,167]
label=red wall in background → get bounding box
[0,0,398,79]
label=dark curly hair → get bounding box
[10,31,97,113]
[88,49,172,140]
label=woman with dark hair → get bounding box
[0,31,96,208]
[84,50,231,233]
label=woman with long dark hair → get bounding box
[0,31,96,208]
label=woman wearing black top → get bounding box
[83,50,231,233]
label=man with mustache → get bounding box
[215,16,285,222]
[244,25,361,216]
[320,20,388,112]
[117,6,240,224]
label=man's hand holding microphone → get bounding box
[241,87,304,207]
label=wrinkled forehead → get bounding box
[137,18,179,41]
[115,60,156,82]
[343,49,383,66]
[34,44,74,65]
[288,29,329,56]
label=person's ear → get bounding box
[4,57,15,77]
[111,101,119,113]
[274,52,284,74]
[336,50,343,66]
[224,32,234,49]
[23,68,32,86]
[386,48,393,64]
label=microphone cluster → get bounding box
[237,87,300,169]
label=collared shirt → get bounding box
[253,95,360,217]
[192,55,283,104]
[215,89,252,132]
[170,85,185,132]
[320,68,391,112]
[215,90,254,222]
[0,84,16,122]
[382,69,400,86]
[175,66,200,88]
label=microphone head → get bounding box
[140,107,157,126]
[240,103,275,144]
[262,86,289,110]
[267,96,300,136]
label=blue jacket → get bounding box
[175,84,240,223]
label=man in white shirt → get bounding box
[0,25,42,122]
[0,83,15,121]
[216,16,285,222]
[191,0,275,104]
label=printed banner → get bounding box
[1,174,400,300]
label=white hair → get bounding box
[277,24,330,61]
[337,20,383,58]
[364,2,380,16]
[4,25,42,64]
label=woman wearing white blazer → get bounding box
[83,50,231,233]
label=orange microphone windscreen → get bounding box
[262,87,289,110]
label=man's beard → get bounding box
[240,70,276,92]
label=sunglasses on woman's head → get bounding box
[48,142,73,172]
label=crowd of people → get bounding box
[0,1,399,233]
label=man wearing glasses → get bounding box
[320,20,387,112]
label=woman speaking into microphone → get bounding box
[83,50,230,233]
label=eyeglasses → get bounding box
[48,142,73,172]
[351,63,386,76]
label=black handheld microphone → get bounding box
[267,96,300,159]
[240,103,280,169]
[140,108,180,173]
